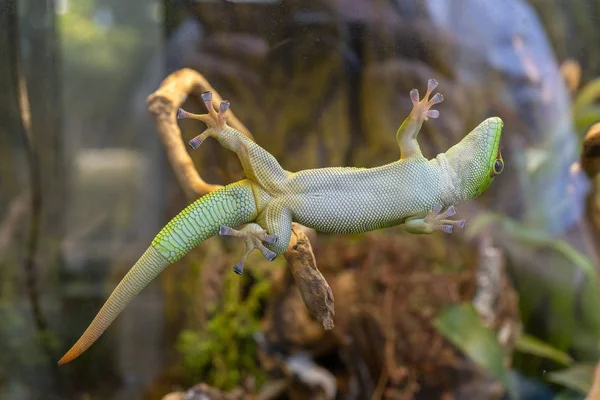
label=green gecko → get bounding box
[58,79,504,365]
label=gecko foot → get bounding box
[409,79,444,123]
[219,223,278,274]
[425,204,466,234]
[176,91,231,150]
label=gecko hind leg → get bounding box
[258,202,293,255]
[219,223,278,274]
[404,204,466,234]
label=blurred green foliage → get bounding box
[60,1,139,74]
[434,303,518,399]
[57,0,158,146]
[515,334,573,367]
[465,213,600,397]
[548,364,596,395]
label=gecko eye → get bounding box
[493,159,504,175]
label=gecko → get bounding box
[58,79,504,365]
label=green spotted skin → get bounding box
[152,180,258,262]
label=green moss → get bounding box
[176,269,271,391]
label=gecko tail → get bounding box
[58,180,259,365]
[57,246,170,365]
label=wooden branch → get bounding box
[146,68,334,330]
[285,223,334,330]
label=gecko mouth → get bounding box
[490,119,504,177]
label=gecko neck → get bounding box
[433,152,465,206]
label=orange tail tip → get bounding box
[58,351,77,365]
[57,246,170,365]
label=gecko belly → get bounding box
[288,192,436,234]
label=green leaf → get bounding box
[434,303,518,399]
[547,364,596,395]
[515,334,573,366]
[573,77,600,114]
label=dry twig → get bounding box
[146,68,334,330]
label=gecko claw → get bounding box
[177,91,230,136]
[177,108,188,119]
[220,224,279,271]
[426,110,439,119]
[189,136,204,149]
[201,91,213,103]
[218,101,230,127]
[429,93,444,105]
[410,89,420,104]
[219,101,230,113]
[410,79,443,124]
[263,235,278,244]
[441,205,456,218]
[425,204,466,234]
[441,225,453,234]
[201,91,218,119]
[260,246,277,261]
[220,225,235,236]
[427,78,439,93]
[233,260,245,275]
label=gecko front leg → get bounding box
[404,204,466,234]
[396,79,444,160]
[178,92,289,194]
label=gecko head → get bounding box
[445,117,504,200]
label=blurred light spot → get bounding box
[148,3,161,23]
[56,0,69,14]
[93,7,114,30]
[570,162,581,175]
